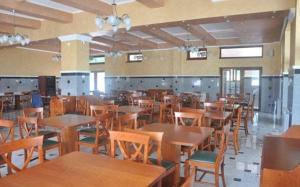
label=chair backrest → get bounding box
[0,136,44,174]
[90,113,114,144]
[0,100,3,118]
[18,116,39,138]
[138,99,154,111]
[76,96,87,115]
[109,131,150,164]
[163,95,177,104]
[174,112,204,127]
[106,104,119,119]
[216,124,230,164]
[118,113,138,130]
[124,129,164,165]
[90,105,109,117]
[0,119,15,144]
[233,107,243,135]
[50,97,64,116]
[23,107,44,120]
[204,102,224,112]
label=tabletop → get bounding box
[0,152,166,187]
[261,136,300,171]
[140,123,214,147]
[118,105,147,114]
[282,126,300,139]
[204,111,232,121]
[39,114,96,129]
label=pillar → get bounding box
[59,35,90,96]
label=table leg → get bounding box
[15,95,21,110]
[162,142,181,187]
[60,127,77,154]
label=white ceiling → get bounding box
[26,0,82,13]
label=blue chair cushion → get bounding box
[79,137,106,144]
[149,158,175,170]
[190,151,217,164]
[43,139,59,148]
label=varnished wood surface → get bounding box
[39,114,96,129]
[119,105,147,114]
[282,125,300,139]
[140,123,213,147]
[261,136,300,171]
[204,111,232,121]
[0,152,166,187]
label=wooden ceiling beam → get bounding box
[52,0,112,15]
[93,37,134,51]
[0,25,14,34]
[136,0,164,8]
[0,1,73,23]
[135,26,185,46]
[0,13,41,29]
[180,23,217,45]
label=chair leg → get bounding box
[184,160,190,178]
[221,162,226,187]
[215,169,220,187]
[58,144,62,156]
[233,135,238,155]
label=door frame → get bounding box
[219,67,262,111]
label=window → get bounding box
[187,48,207,60]
[220,46,263,59]
[127,53,143,62]
[89,72,105,93]
[89,56,105,64]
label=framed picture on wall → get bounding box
[187,48,207,60]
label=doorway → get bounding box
[220,67,261,110]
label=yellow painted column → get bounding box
[59,35,90,96]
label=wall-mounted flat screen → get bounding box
[187,48,207,60]
[127,53,143,62]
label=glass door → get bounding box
[221,67,261,110]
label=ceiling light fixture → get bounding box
[105,34,122,57]
[178,36,202,53]
[0,10,30,46]
[95,0,131,33]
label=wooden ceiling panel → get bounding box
[52,0,112,15]
[0,25,14,34]
[0,1,73,23]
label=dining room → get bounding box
[0,0,299,187]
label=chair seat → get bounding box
[43,139,59,148]
[190,150,217,164]
[79,136,107,144]
[149,158,175,170]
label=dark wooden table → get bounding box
[118,105,147,114]
[0,152,166,187]
[140,123,214,186]
[261,136,300,187]
[39,114,97,154]
[282,125,300,139]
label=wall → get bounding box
[0,47,60,93]
[93,43,282,113]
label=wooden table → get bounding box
[0,152,166,187]
[282,125,300,139]
[39,114,96,154]
[119,105,146,114]
[140,123,214,186]
[261,136,300,187]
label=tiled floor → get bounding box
[0,111,285,187]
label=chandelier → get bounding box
[178,37,201,53]
[95,0,131,33]
[0,10,30,46]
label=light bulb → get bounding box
[123,14,131,25]
[108,15,117,25]
[15,34,22,42]
[25,38,30,44]
[2,35,8,42]
[95,16,104,29]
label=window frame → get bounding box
[127,53,143,63]
[219,45,263,59]
[187,48,208,60]
[89,55,105,65]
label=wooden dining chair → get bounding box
[76,113,113,154]
[75,96,88,115]
[125,128,176,186]
[90,105,109,117]
[0,119,15,176]
[174,111,204,127]
[230,107,242,155]
[138,99,154,126]
[118,113,138,130]
[248,94,256,123]
[0,136,44,177]
[204,102,224,112]
[50,97,65,117]
[109,131,150,164]
[18,116,62,159]
[184,124,230,187]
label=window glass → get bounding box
[96,72,105,93]
[220,46,263,58]
[128,53,143,62]
[89,56,105,64]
